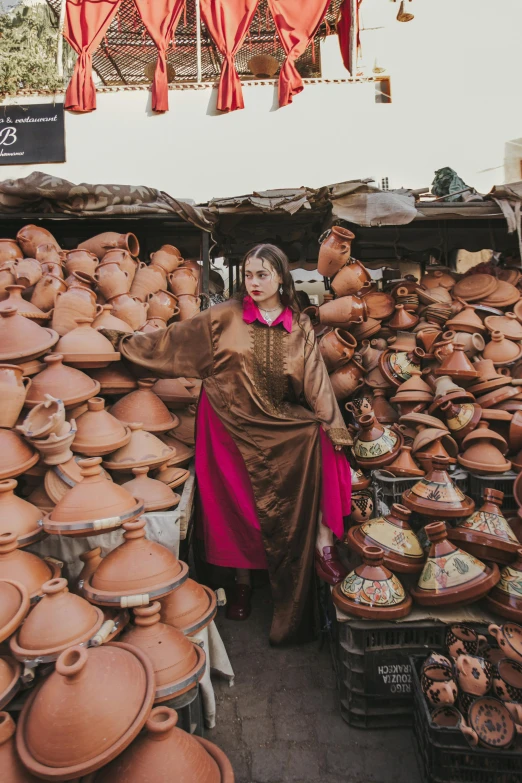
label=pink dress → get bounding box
[195,299,352,570]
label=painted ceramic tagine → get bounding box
[332,545,412,619]
[0,533,61,602]
[487,549,522,622]
[15,643,155,781]
[353,412,403,470]
[402,456,475,519]
[448,488,520,565]
[159,578,218,636]
[379,346,425,388]
[120,602,206,702]
[410,521,500,607]
[439,399,482,442]
[82,518,189,607]
[0,579,29,644]
[85,706,235,783]
[346,503,425,574]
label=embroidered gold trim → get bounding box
[328,427,353,446]
[251,323,289,414]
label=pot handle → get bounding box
[95,304,104,316]
[460,723,479,747]
[350,314,365,324]
[488,624,502,642]
[22,377,32,391]
[458,655,473,677]
[434,348,444,362]
[90,619,116,647]
[139,261,147,269]
[477,634,488,651]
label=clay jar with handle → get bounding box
[319,328,357,372]
[52,274,101,336]
[150,244,185,274]
[147,289,179,322]
[16,225,60,258]
[430,705,479,746]
[317,295,368,327]
[454,331,485,358]
[94,261,131,299]
[64,249,99,279]
[492,658,522,703]
[35,242,63,271]
[330,258,372,297]
[130,262,167,302]
[456,654,493,696]
[101,248,140,284]
[0,263,15,301]
[168,266,199,296]
[0,239,22,264]
[107,293,149,331]
[177,293,202,321]
[13,258,42,288]
[488,623,522,665]
[421,664,458,707]
[317,226,354,277]
[0,364,30,427]
[78,231,140,260]
[30,273,67,312]
[446,624,488,659]
[329,358,366,400]
[92,304,134,333]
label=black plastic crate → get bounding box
[467,471,517,516]
[410,654,522,783]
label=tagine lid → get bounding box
[103,424,176,471]
[484,313,522,341]
[353,413,403,469]
[159,579,218,635]
[386,445,425,478]
[0,307,59,362]
[73,397,131,455]
[121,603,206,702]
[154,464,191,489]
[110,380,179,433]
[0,655,21,710]
[0,478,44,547]
[346,504,425,574]
[400,411,449,430]
[82,518,189,606]
[486,548,522,622]
[410,521,500,606]
[121,467,180,512]
[453,275,499,302]
[0,533,61,600]
[332,546,412,620]
[448,488,520,565]
[86,707,226,783]
[9,578,104,661]
[0,430,39,481]
[25,354,101,408]
[16,642,155,780]
[0,579,30,643]
[0,709,41,783]
[402,456,475,518]
[153,378,198,405]
[88,363,138,394]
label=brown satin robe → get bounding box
[120,298,351,645]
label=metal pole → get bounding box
[201,230,210,294]
[195,0,202,83]
[350,0,358,77]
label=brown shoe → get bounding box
[226,584,252,621]
[315,546,347,586]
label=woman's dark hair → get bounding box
[235,243,300,315]
[295,290,311,312]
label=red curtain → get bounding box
[268,0,331,107]
[64,0,123,112]
[200,0,260,113]
[338,0,362,74]
[134,0,185,113]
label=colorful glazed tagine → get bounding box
[448,489,520,565]
[0,710,41,782]
[110,379,178,433]
[446,624,487,659]
[439,400,482,441]
[492,657,522,703]
[43,457,143,538]
[9,577,104,662]
[121,467,180,512]
[55,317,121,369]
[487,550,522,622]
[488,623,522,665]
[103,423,176,471]
[0,579,29,643]
[435,343,479,381]
[379,347,425,388]
[24,354,100,409]
[86,706,234,783]
[73,397,131,456]
[410,521,500,607]
[402,456,475,519]
[332,545,412,619]
[353,412,403,469]
[386,445,425,478]
[0,655,21,710]
[483,331,522,366]
[0,532,61,602]
[0,429,38,480]
[0,479,44,547]
[350,466,371,491]
[159,578,217,635]
[0,307,58,364]
[16,642,154,781]
[421,664,458,707]
[82,518,189,607]
[457,421,511,474]
[346,503,425,573]
[120,602,206,702]
[349,488,374,524]
[317,226,354,277]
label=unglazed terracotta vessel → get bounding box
[317,226,354,277]
[0,363,31,428]
[82,518,189,606]
[0,479,44,547]
[457,421,511,474]
[107,293,149,331]
[347,503,425,573]
[0,429,39,480]
[94,260,131,299]
[73,397,131,456]
[78,231,140,260]
[332,545,412,619]
[56,317,121,369]
[92,303,134,333]
[153,377,196,407]
[402,455,475,519]
[330,258,372,297]
[122,467,180,512]
[176,293,203,320]
[64,249,99,279]
[353,412,403,469]
[13,258,42,288]
[0,284,50,324]
[18,393,66,439]
[0,307,58,364]
[147,289,179,321]
[319,328,357,372]
[16,225,60,258]
[0,532,61,601]
[0,709,41,782]
[0,263,15,301]
[315,295,368,327]
[156,434,195,468]
[483,331,522,366]
[0,579,30,644]
[88,362,138,395]
[154,463,190,489]
[30,272,67,312]
[16,642,155,780]
[410,521,500,606]
[435,343,479,380]
[160,578,217,635]
[150,244,184,274]
[52,276,101,336]
[24,354,100,409]
[110,379,178,433]
[329,358,366,400]
[167,266,199,296]
[0,239,22,263]
[101,248,140,283]
[103,424,176,472]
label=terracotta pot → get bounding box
[129,262,166,302]
[358,339,383,371]
[25,353,100,409]
[0,264,15,301]
[452,331,485,359]
[332,545,412,619]
[410,521,499,607]
[18,394,66,439]
[43,457,143,537]
[0,428,39,480]
[347,503,425,573]
[402,455,475,519]
[35,242,63,270]
[52,277,101,336]
[372,388,399,423]
[78,231,140,260]
[316,295,368,328]
[492,657,522,702]
[110,379,178,433]
[30,273,66,313]
[329,358,366,400]
[64,249,99,279]
[449,488,519,565]
[0,578,30,645]
[88,362,138,395]
[16,642,155,780]
[0,532,61,600]
[446,624,488,659]
[483,331,522,366]
[0,709,41,782]
[92,304,134,333]
[435,343,479,381]
[386,445,425,478]
[167,267,199,297]
[353,412,403,469]
[0,479,43,548]
[457,421,511,474]
[107,293,149,331]
[446,304,486,334]
[0,284,50,326]
[56,317,121,369]
[121,467,179,512]
[176,293,202,320]
[75,547,103,594]
[488,623,522,665]
[150,244,184,274]
[16,225,60,258]
[387,304,419,330]
[103,423,175,472]
[0,363,30,427]
[456,654,493,696]
[439,400,482,441]
[317,226,354,277]
[153,378,196,407]
[0,239,22,264]
[379,347,424,388]
[319,328,357,372]
[101,248,140,284]
[83,517,188,606]
[142,317,168,333]
[13,258,42,289]
[28,420,78,466]
[421,665,458,707]
[155,433,195,468]
[73,397,131,456]
[95,261,131,299]
[421,269,456,290]
[160,578,217,635]
[154,463,190,489]
[147,288,179,321]
[330,258,372,297]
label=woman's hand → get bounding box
[334,445,343,452]
[98,328,130,349]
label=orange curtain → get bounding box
[64,0,123,112]
[338,0,362,74]
[267,0,331,107]
[134,0,185,113]
[200,0,260,112]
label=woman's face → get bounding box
[244,256,282,305]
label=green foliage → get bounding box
[0,3,66,96]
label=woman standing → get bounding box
[118,244,351,645]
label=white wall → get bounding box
[1,0,521,201]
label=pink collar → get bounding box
[242,296,293,332]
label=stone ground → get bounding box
[207,585,423,783]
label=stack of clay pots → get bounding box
[0,227,232,781]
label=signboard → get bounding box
[367,652,413,698]
[0,103,65,165]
